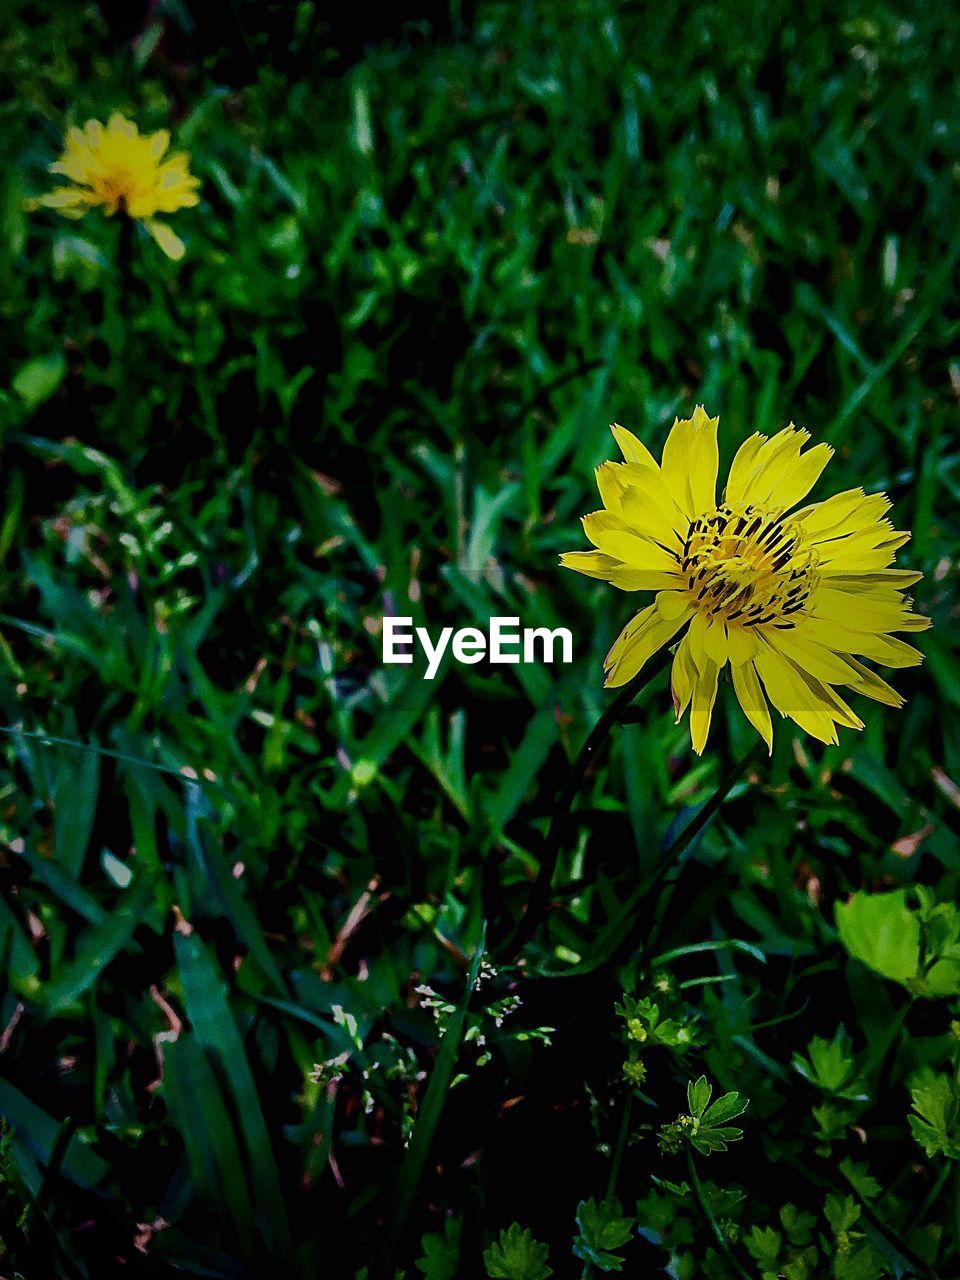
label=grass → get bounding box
[1,1,959,1276]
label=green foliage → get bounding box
[837,890,960,996]
[415,1217,461,1280]
[659,1076,748,1156]
[908,1069,960,1160]
[793,1027,865,1099]
[483,1224,552,1280]
[572,1198,635,1273]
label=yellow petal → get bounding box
[770,631,860,684]
[765,440,833,510]
[618,466,689,543]
[146,219,185,260]
[754,643,840,745]
[108,112,138,137]
[703,618,729,667]
[656,590,691,620]
[595,462,625,515]
[813,587,930,634]
[659,405,719,518]
[671,634,697,720]
[731,660,773,752]
[840,657,904,708]
[610,423,660,468]
[559,550,677,592]
[604,604,692,687]
[724,433,765,505]
[148,129,171,160]
[686,610,710,672]
[690,658,720,754]
[726,626,757,666]
[581,512,681,570]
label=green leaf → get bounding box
[780,1203,817,1246]
[687,1075,712,1119]
[572,1197,635,1273]
[12,352,66,410]
[744,1224,781,1269]
[415,1217,461,1280]
[483,1223,552,1280]
[173,932,292,1253]
[836,890,920,985]
[824,1194,861,1236]
[52,745,100,878]
[163,1033,255,1252]
[701,1091,749,1127]
[908,1070,960,1159]
[376,927,487,1277]
[793,1027,857,1094]
[43,874,154,1014]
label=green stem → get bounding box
[606,1094,634,1200]
[372,924,487,1280]
[508,649,672,952]
[686,1149,752,1280]
[644,742,762,952]
[117,211,134,330]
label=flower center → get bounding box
[681,504,818,629]
[93,170,135,212]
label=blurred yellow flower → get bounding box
[562,407,930,754]
[37,113,199,260]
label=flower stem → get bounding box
[508,649,672,951]
[117,212,134,327]
[606,1093,634,1199]
[686,1148,752,1280]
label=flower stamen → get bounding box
[681,504,818,629]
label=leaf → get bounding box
[377,927,487,1276]
[908,1070,960,1159]
[43,874,154,1014]
[793,1027,856,1093]
[0,1078,108,1195]
[838,1159,881,1203]
[780,1203,817,1246]
[572,1197,635,1273]
[173,932,292,1253]
[415,1216,461,1280]
[687,1075,712,1119]
[836,890,920,985]
[52,745,100,878]
[744,1224,781,1269]
[12,352,66,410]
[483,1223,552,1280]
[184,790,287,996]
[824,1194,861,1236]
[162,1033,255,1253]
[701,1091,749,1127]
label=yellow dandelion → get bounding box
[37,113,200,261]
[561,407,930,755]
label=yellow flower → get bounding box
[37,113,199,260]
[561,407,930,754]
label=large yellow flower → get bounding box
[37,113,199,260]
[562,407,930,754]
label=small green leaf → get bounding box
[744,1224,781,1269]
[416,1217,461,1280]
[908,1070,960,1159]
[483,1223,552,1280]
[573,1198,635,1273]
[687,1075,712,1119]
[12,352,66,410]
